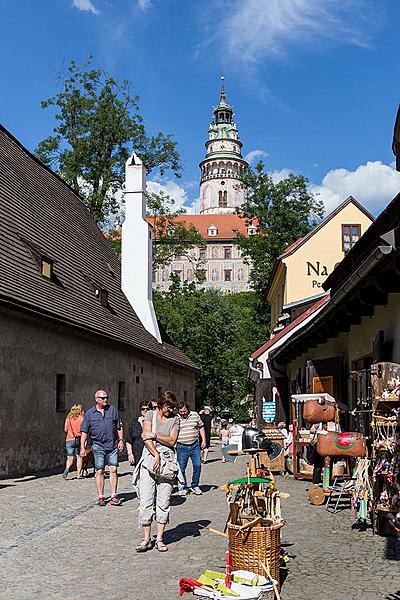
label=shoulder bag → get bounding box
[142,411,179,482]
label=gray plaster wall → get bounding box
[0,306,195,478]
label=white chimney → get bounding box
[121,153,161,343]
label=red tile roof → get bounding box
[147,214,253,240]
[251,293,330,360]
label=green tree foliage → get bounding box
[237,161,324,300]
[154,285,267,418]
[105,228,121,258]
[35,58,181,225]
[147,190,206,275]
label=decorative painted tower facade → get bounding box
[199,77,248,214]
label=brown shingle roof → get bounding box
[0,124,197,371]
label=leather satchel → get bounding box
[303,398,336,424]
[317,432,367,458]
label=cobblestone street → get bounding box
[1,443,399,600]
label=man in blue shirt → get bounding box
[80,390,124,506]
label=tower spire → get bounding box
[198,78,248,215]
[220,75,226,102]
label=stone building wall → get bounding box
[0,306,195,478]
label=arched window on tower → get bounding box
[218,190,223,206]
[222,191,228,207]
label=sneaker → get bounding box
[98,497,106,506]
[190,486,203,495]
[62,469,69,480]
[177,488,189,496]
[110,495,122,506]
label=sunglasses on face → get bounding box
[97,396,109,400]
[141,407,150,412]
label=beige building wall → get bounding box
[268,201,373,323]
[284,203,372,305]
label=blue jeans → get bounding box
[176,441,201,489]
[91,443,118,471]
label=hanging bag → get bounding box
[317,431,366,458]
[303,397,336,424]
[142,411,179,482]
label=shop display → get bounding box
[371,377,400,535]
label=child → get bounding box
[220,422,230,462]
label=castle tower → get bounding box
[199,77,248,214]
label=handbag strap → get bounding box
[152,410,158,446]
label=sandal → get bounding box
[155,540,168,552]
[136,540,152,553]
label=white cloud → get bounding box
[245,149,269,164]
[72,0,99,14]
[311,161,400,215]
[137,0,151,10]
[270,168,292,183]
[147,179,198,214]
[206,0,373,65]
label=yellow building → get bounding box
[267,196,374,332]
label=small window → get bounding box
[158,386,162,397]
[224,270,232,282]
[211,269,219,281]
[224,247,232,259]
[96,288,109,307]
[199,248,207,260]
[140,367,144,374]
[207,226,218,237]
[41,257,53,279]
[132,364,136,372]
[136,376,140,384]
[183,391,187,402]
[56,373,66,411]
[118,381,126,411]
[342,224,361,252]
[247,226,257,236]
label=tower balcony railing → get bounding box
[200,172,243,182]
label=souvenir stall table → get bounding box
[370,363,400,536]
[291,393,337,481]
[291,393,366,507]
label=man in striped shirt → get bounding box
[176,402,207,496]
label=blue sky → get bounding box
[1,0,400,216]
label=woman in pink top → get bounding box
[63,404,84,480]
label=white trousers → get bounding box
[138,465,173,526]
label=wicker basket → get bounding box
[227,522,282,586]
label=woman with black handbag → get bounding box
[63,404,85,480]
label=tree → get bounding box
[35,58,181,225]
[236,161,324,300]
[147,190,206,274]
[154,285,267,418]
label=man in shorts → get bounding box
[80,390,124,506]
